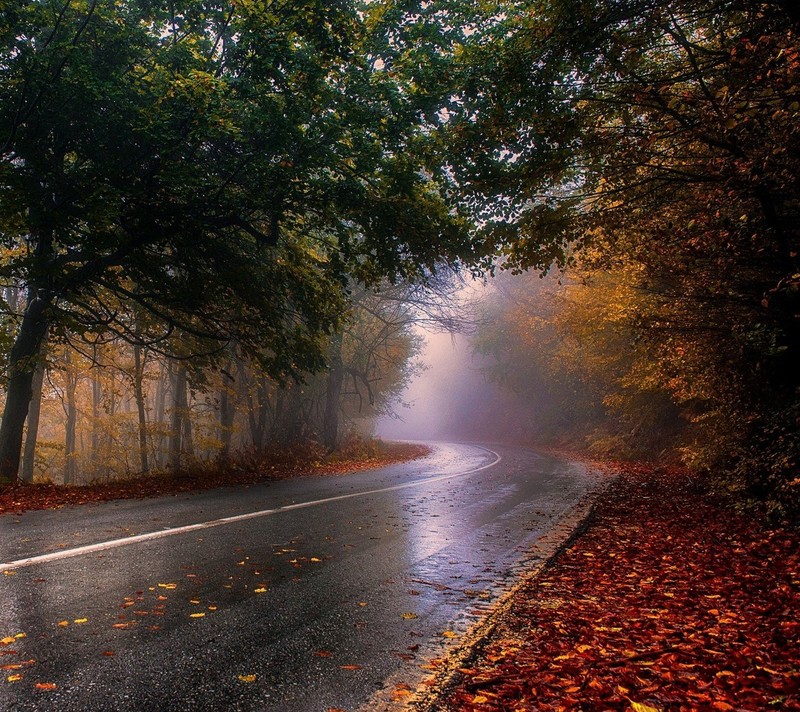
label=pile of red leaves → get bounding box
[0,440,429,515]
[440,464,800,711]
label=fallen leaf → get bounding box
[310,557,322,563]
[238,674,257,683]
[157,583,177,590]
[314,650,333,658]
[401,612,418,620]
[340,664,363,670]
[57,621,69,627]
[254,587,267,594]
[6,674,22,682]
[189,612,205,619]
[0,638,14,646]
[102,651,115,657]
[73,618,88,624]
[35,682,57,691]
[442,631,458,638]
[630,700,661,712]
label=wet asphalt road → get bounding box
[0,443,599,711]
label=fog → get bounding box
[376,327,526,443]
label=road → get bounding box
[0,443,599,711]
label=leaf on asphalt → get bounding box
[3,571,16,576]
[340,664,363,670]
[112,622,135,629]
[392,683,412,700]
[310,557,322,563]
[401,612,418,620]
[157,583,177,590]
[6,674,22,682]
[442,631,458,638]
[313,650,333,658]
[238,674,256,683]
[102,651,115,657]
[254,587,267,594]
[358,601,368,607]
[57,621,69,627]
[73,618,88,624]
[189,599,200,605]
[35,682,57,691]
[189,612,205,618]
[208,606,218,611]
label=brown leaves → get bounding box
[0,442,430,514]
[442,465,800,711]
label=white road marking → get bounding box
[0,448,502,572]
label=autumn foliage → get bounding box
[441,464,800,711]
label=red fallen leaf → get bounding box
[313,650,333,658]
[35,682,57,691]
[339,664,363,670]
[102,651,115,657]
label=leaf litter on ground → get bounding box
[0,441,429,515]
[438,463,800,711]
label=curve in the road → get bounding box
[0,445,501,573]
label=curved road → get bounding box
[0,443,600,711]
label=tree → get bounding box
[0,0,488,480]
[446,0,800,513]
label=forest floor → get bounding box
[0,439,429,515]
[421,462,800,712]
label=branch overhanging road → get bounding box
[0,443,602,712]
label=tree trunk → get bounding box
[20,358,46,483]
[0,288,52,481]
[154,360,168,468]
[133,344,150,474]
[64,350,78,485]
[169,365,187,469]
[322,332,344,452]
[91,346,102,461]
[219,360,235,459]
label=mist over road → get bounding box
[0,443,599,711]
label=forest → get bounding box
[1,0,798,519]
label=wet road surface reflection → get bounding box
[0,443,600,711]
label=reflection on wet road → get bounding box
[0,443,600,711]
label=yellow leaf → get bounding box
[6,674,22,682]
[358,602,368,607]
[0,638,14,646]
[3,571,16,576]
[189,599,200,605]
[14,634,25,640]
[310,557,322,563]
[157,583,177,590]
[254,587,267,594]
[473,695,488,704]
[208,606,218,611]
[630,702,660,712]
[401,612,418,620]
[189,613,205,619]
[73,618,88,624]
[442,631,457,638]
[238,674,256,683]
[57,621,69,627]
